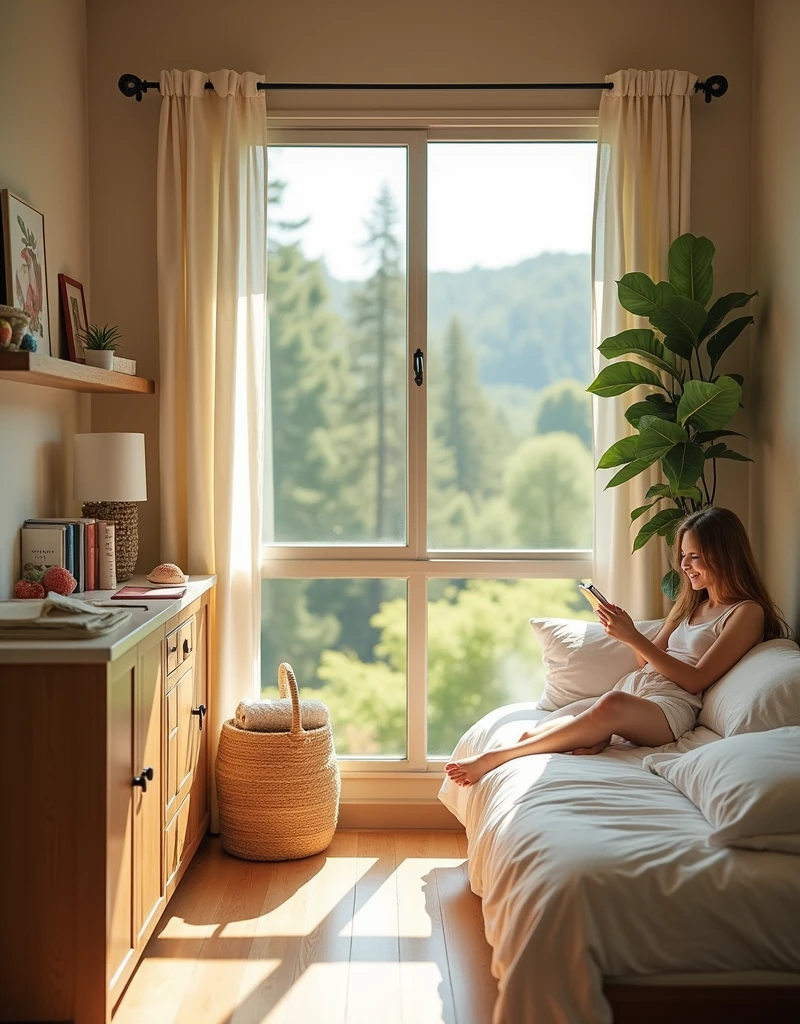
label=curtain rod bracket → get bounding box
[118,72,729,102]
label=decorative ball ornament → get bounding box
[20,332,37,352]
[146,562,188,585]
[42,566,77,596]
[14,579,45,599]
[0,320,12,348]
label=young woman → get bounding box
[445,506,790,787]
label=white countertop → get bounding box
[0,575,216,665]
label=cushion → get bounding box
[646,727,800,853]
[530,617,663,711]
[697,638,800,736]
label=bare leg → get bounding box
[445,692,673,786]
[518,696,599,742]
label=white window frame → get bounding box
[263,112,597,788]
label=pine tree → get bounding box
[438,315,502,497]
[346,184,407,542]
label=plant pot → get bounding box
[85,349,115,370]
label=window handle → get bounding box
[413,348,424,387]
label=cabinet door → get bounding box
[188,602,209,847]
[165,663,195,820]
[135,628,165,946]
[107,651,136,994]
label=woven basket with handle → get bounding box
[215,663,341,861]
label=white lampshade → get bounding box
[73,432,147,502]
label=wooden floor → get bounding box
[114,831,497,1024]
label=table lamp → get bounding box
[73,432,147,582]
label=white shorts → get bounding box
[612,668,702,740]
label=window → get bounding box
[263,125,597,771]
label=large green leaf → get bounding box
[649,295,709,351]
[587,362,666,398]
[663,442,705,491]
[677,376,742,431]
[700,291,757,341]
[706,316,754,370]
[647,481,702,501]
[636,419,688,462]
[668,234,715,306]
[605,458,656,489]
[625,400,676,428]
[694,429,746,444]
[616,273,660,317]
[661,569,682,601]
[704,444,753,463]
[631,499,661,522]
[633,507,685,552]
[598,329,682,381]
[597,436,639,469]
[663,334,695,361]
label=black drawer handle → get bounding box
[133,766,154,792]
[192,704,207,731]
[183,638,193,656]
[168,643,178,654]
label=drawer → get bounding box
[166,614,195,678]
[166,628,180,676]
[178,617,194,663]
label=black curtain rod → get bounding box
[118,73,728,103]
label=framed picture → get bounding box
[0,190,51,356]
[58,274,88,361]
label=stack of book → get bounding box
[20,518,117,593]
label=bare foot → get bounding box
[445,751,501,787]
[573,740,609,756]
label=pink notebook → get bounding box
[111,585,187,600]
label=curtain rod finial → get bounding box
[696,74,728,103]
[118,74,155,102]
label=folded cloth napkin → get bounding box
[234,697,330,732]
[0,592,132,639]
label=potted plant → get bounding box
[587,233,755,599]
[79,323,122,370]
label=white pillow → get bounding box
[646,727,800,853]
[530,617,663,711]
[698,638,800,736]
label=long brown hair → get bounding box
[667,507,791,640]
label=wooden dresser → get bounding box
[0,576,216,1023]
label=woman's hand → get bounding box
[596,604,640,646]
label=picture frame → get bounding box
[58,274,88,362]
[0,189,51,356]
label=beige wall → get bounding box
[86,0,755,570]
[0,0,90,595]
[751,0,800,628]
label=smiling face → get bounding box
[680,528,714,592]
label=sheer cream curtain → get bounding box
[592,69,697,618]
[157,69,268,829]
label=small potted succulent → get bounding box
[79,323,122,370]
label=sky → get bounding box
[268,142,597,280]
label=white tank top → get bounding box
[658,600,748,668]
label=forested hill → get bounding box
[324,251,591,390]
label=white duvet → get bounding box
[439,703,800,1024]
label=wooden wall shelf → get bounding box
[0,352,155,394]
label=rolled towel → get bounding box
[234,697,330,732]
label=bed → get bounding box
[439,699,800,1024]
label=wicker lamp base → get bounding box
[81,501,139,582]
